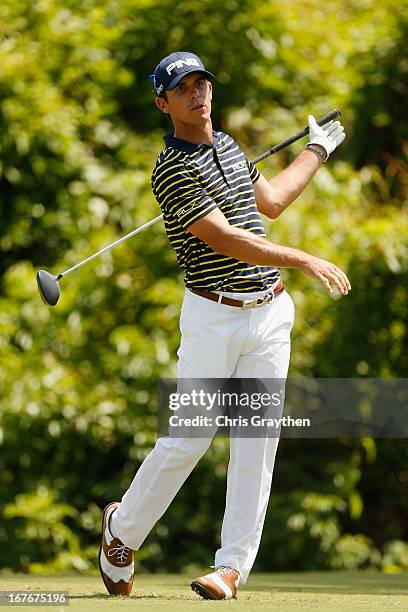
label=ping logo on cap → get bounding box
[166,57,200,75]
[150,52,214,96]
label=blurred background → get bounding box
[0,0,407,576]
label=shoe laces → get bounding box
[215,565,235,578]
[108,544,130,564]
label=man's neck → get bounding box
[173,120,213,146]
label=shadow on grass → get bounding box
[70,592,185,601]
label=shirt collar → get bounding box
[164,131,219,153]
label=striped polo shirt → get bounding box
[151,130,280,292]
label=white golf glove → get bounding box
[307,114,346,162]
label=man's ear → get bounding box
[155,96,169,114]
[208,81,213,101]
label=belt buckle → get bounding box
[241,298,258,310]
[242,289,275,310]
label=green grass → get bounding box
[0,572,407,611]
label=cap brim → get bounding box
[166,70,215,91]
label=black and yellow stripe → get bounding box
[151,131,280,292]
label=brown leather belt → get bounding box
[190,280,285,309]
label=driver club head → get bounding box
[36,270,61,306]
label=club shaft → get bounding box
[58,214,164,279]
[57,109,341,279]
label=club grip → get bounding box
[252,108,341,164]
[315,108,342,128]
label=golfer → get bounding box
[99,51,350,599]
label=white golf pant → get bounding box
[111,287,295,583]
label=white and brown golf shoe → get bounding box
[98,502,134,596]
[191,566,240,600]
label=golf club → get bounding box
[37,108,341,306]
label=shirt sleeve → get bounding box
[152,159,218,229]
[246,158,260,184]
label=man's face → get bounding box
[155,71,213,126]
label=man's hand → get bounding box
[307,115,346,161]
[299,254,351,295]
